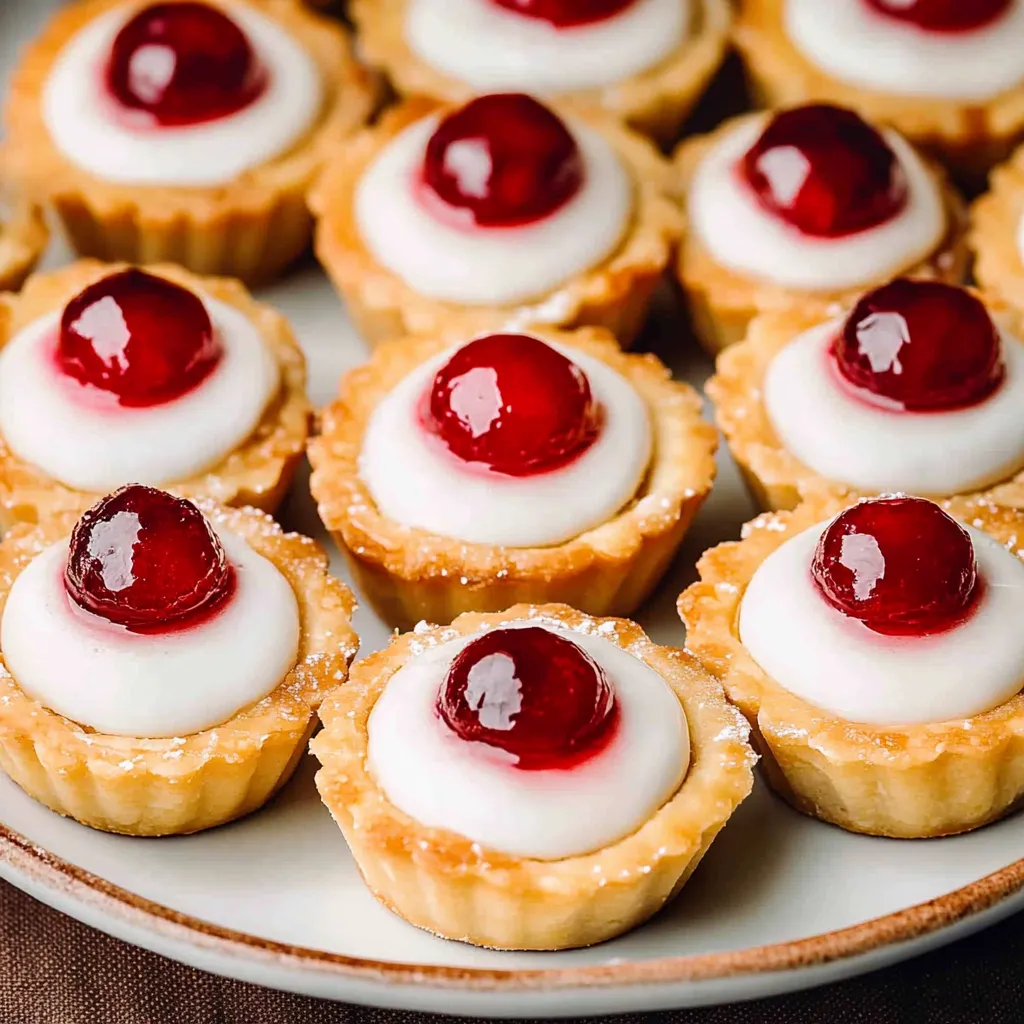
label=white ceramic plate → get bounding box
[4,2,1024,1017]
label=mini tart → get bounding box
[349,0,731,145]
[312,603,755,950]
[310,97,682,349]
[3,0,376,284]
[971,145,1024,315]
[0,502,357,836]
[673,112,969,355]
[0,259,311,528]
[679,491,1024,839]
[308,327,716,630]
[733,0,1024,180]
[708,295,1024,513]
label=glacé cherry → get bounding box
[864,0,1009,33]
[64,485,234,632]
[437,626,617,769]
[106,1,266,127]
[424,333,600,475]
[422,93,583,228]
[58,268,222,407]
[741,104,908,237]
[832,279,1003,411]
[811,496,978,636]
[490,0,636,27]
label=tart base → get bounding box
[310,98,681,349]
[350,0,732,146]
[0,194,48,294]
[679,492,1024,838]
[733,0,1024,182]
[0,504,357,837]
[4,0,376,284]
[308,327,717,631]
[673,113,969,355]
[0,260,311,527]
[971,150,1024,320]
[312,604,755,950]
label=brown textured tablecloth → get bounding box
[0,879,1020,1023]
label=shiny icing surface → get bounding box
[405,0,687,93]
[762,318,1024,495]
[739,521,1024,724]
[0,292,280,493]
[367,621,689,859]
[359,341,651,547]
[42,2,322,186]
[687,118,944,291]
[355,113,631,306]
[1,527,300,737]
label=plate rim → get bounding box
[2,818,1023,993]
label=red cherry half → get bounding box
[421,93,583,228]
[106,1,266,127]
[741,104,908,238]
[864,0,1010,33]
[64,485,234,633]
[437,626,617,769]
[424,333,600,476]
[811,496,978,636]
[490,0,636,27]
[58,268,222,408]
[832,279,1003,412]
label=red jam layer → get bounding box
[58,268,223,408]
[106,1,267,127]
[423,333,600,476]
[421,93,583,228]
[863,0,1010,33]
[832,279,1004,412]
[490,0,636,27]
[64,485,235,633]
[437,625,617,769]
[741,104,908,238]
[811,496,979,636]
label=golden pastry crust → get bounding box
[0,260,311,528]
[971,147,1024,315]
[312,603,755,950]
[0,199,48,294]
[0,502,358,836]
[673,111,970,354]
[4,0,376,284]
[310,98,682,349]
[679,491,1024,838]
[708,294,1024,512]
[308,326,717,630]
[733,0,1024,179]
[349,0,731,145]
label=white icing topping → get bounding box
[0,290,280,494]
[405,0,687,93]
[354,113,631,306]
[367,622,689,859]
[739,521,1024,725]
[359,340,651,547]
[687,118,944,292]
[763,318,1024,496]
[42,3,322,187]
[0,528,300,737]
[785,0,1024,101]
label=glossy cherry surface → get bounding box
[422,93,583,228]
[437,626,617,769]
[864,0,1010,33]
[58,268,222,407]
[106,1,266,127]
[741,104,908,238]
[832,279,1003,411]
[490,0,636,27]
[811,496,978,636]
[424,333,600,476]
[65,485,234,632]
